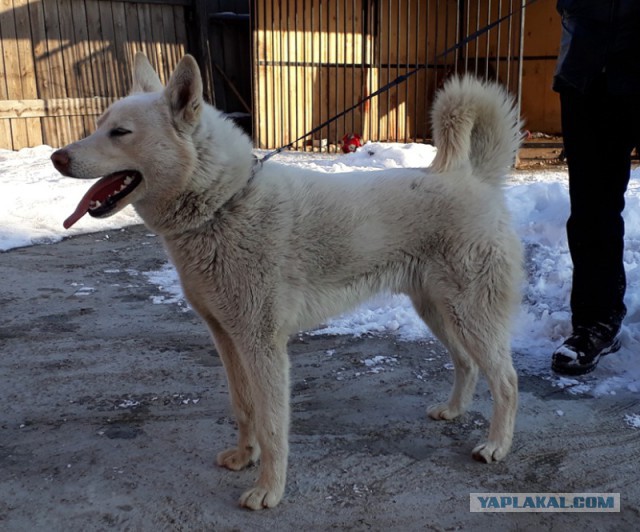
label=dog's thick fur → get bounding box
[52,54,524,510]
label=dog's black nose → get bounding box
[51,149,71,175]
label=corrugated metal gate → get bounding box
[251,0,525,151]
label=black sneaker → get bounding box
[551,324,622,376]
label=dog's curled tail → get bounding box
[430,76,523,185]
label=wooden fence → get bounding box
[0,0,205,150]
[1,0,562,152]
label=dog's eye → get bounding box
[109,127,131,137]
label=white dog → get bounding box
[52,54,523,510]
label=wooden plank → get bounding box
[137,3,161,82]
[380,0,390,141]
[521,60,561,134]
[191,0,214,102]
[311,0,321,146]
[329,0,337,145]
[0,0,29,149]
[302,0,312,150]
[13,0,43,146]
[56,0,79,96]
[341,0,349,139]
[26,0,50,97]
[83,114,96,137]
[0,9,9,104]
[173,6,187,65]
[110,0,129,93]
[97,1,120,97]
[85,0,108,97]
[40,116,59,149]
[345,1,362,142]
[520,0,561,133]
[269,0,278,149]
[282,0,292,143]
[161,4,179,74]
[525,0,561,56]
[40,0,67,97]
[0,0,13,149]
[262,0,273,148]
[270,0,280,145]
[39,0,73,148]
[253,0,265,148]
[0,121,13,150]
[6,119,34,148]
[398,4,410,141]
[293,0,301,146]
[362,4,377,143]
[402,2,411,141]
[409,0,421,142]
[0,98,115,119]
[0,1,21,99]
[124,0,142,82]
[107,0,192,6]
[151,1,168,81]
[56,0,86,143]
[70,0,93,96]
[13,0,38,98]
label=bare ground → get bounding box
[1,225,639,531]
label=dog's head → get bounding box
[53,54,204,229]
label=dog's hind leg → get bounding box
[468,338,518,463]
[427,341,479,421]
[412,296,479,419]
[413,293,518,463]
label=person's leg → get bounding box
[564,90,630,330]
[553,78,637,375]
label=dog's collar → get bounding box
[249,154,263,182]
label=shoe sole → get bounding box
[551,336,622,376]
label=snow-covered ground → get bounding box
[2,143,639,397]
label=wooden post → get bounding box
[188,0,215,105]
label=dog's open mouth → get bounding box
[64,171,143,229]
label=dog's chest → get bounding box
[161,231,260,311]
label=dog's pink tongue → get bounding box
[64,196,92,229]
[63,175,119,229]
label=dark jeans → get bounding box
[560,75,640,331]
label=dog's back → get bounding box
[242,77,524,335]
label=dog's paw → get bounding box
[471,441,510,463]
[239,486,283,510]
[216,447,258,471]
[427,402,462,420]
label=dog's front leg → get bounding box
[237,339,290,510]
[196,313,261,470]
[212,329,262,470]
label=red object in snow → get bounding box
[340,133,363,153]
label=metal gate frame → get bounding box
[251,0,525,151]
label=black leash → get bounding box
[258,0,538,165]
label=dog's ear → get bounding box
[131,52,163,93]
[165,55,203,130]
